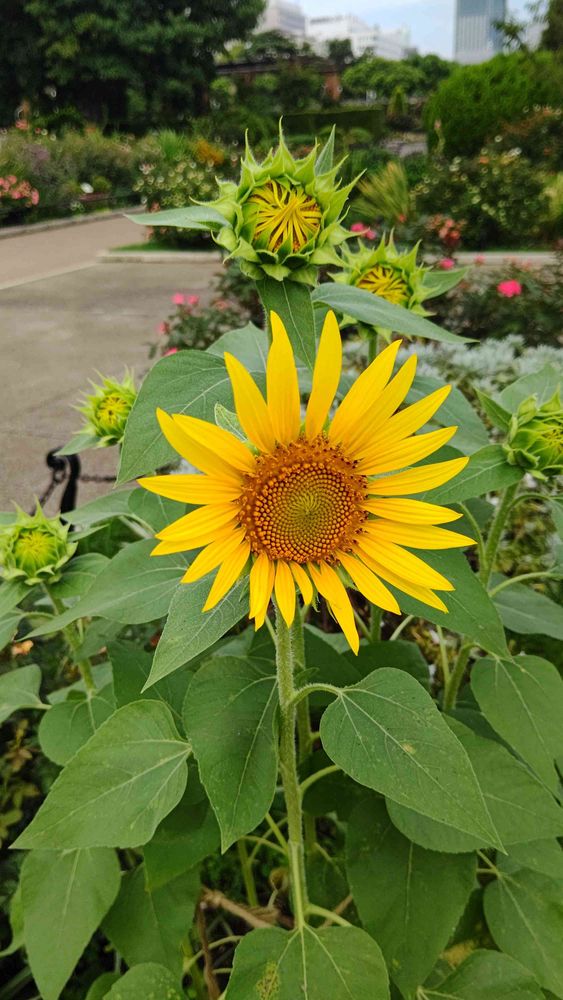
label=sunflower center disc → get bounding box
[239,437,368,563]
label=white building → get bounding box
[305,14,410,60]
[454,0,506,63]
[258,0,307,40]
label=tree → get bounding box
[0,0,44,125]
[342,58,425,99]
[4,0,265,130]
[542,0,563,49]
[327,38,355,69]
[234,29,300,63]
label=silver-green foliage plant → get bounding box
[1,126,562,1000]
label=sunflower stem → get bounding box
[275,606,308,929]
[45,589,96,693]
[443,643,472,712]
[291,616,317,853]
[480,483,518,586]
[236,840,259,908]
[369,606,382,643]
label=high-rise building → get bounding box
[306,14,411,60]
[258,0,307,40]
[455,0,506,63]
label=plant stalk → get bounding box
[275,607,308,928]
[443,643,471,711]
[480,483,518,586]
[47,589,96,692]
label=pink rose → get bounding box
[186,294,200,306]
[172,293,185,305]
[365,228,377,240]
[164,347,178,356]
[350,222,367,233]
[474,255,485,265]
[438,258,455,270]
[497,280,522,298]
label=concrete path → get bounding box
[0,217,221,511]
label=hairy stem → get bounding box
[443,643,472,712]
[480,483,518,586]
[237,840,259,908]
[275,608,308,928]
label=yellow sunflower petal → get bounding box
[181,529,246,583]
[367,520,474,550]
[363,498,462,525]
[358,550,449,612]
[202,539,250,612]
[367,456,469,496]
[250,551,275,628]
[338,551,400,614]
[308,562,359,654]
[172,413,255,474]
[274,560,296,626]
[366,384,452,451]
[150,522,236,556]
[138,473,242,504]
[156,408,242,483]
[358,535,454,591]
[290,562,314,604]
[329,338,401,445]
[359,426,457,475]
[224,352,276,453]
[345,354,418,457]
[267,312,301,445]
[156,503,238,542]
[305,310,342,440]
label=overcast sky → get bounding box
[302,1,529,58]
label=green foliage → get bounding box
[425,51,563,158]
[354,161,412,227]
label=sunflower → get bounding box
[139,313,473,652]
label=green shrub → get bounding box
[283,106,385,141]
[415,147,548,248]
[425,51,563,158]
[496,106,563,170]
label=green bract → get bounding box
[206,126,355,284]
[334,234,432,315]
[79,373,137,447]
[504,392,563,479]
[0,505,77,586]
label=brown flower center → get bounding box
[238,437,368,563]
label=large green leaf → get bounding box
[38,685,116,766]
[388,718,563,853]
[346,796,476,998]
[387,550,508,657]
[127,487,185,533]
[28,540,187,636]
[103,864,199,976]
[50,554,110,600]
[484,868,563,996]
[0,664,45,724]
[491,578,563,639]
[0,578,28,617]
[505,839,563,880]
[471,655,563,794]
[0,610,23,650]
[127,204,228,229]
[407,376,489,456]
[84,973,120,1000]
[320,668,501,846]
[498,363,561,411]
[147,575,249,685]
[109,640,190,730]
[225,924,389,1000]
[144,786,220,890]
[312,282,472,344]
[348,639,430,688]
[208,321,269,370]
[421,445,523,505]
[118,350,234,483]
[184,655,278,850]
[257,276,316,371]
[13,701,190,850]
[63,489,135,529]
[421,950,544,1000]
[104,964,183,1000]
[21,847,120,1000]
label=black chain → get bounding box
[34,449,114,516]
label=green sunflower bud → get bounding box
[79,373,136,446]
[504,392,563,480]
[0,505,77,586]
[206,125,356,285]
[334,233,432,312]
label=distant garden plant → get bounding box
[1,125,562,1000]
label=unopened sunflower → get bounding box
[139,313,473,652]
[335,234,431,316]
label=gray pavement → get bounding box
[0,218,221,511]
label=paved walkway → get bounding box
[0,217,221,511]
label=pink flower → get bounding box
[186,294,200,306]
[438,258,455,270]
[497,279,522,298]
[157,322,169,335]
[350,222,367,233]
[172,293,185,306]
[365,228,377,240]
[474,255,485,265]
[164,347,178,356]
